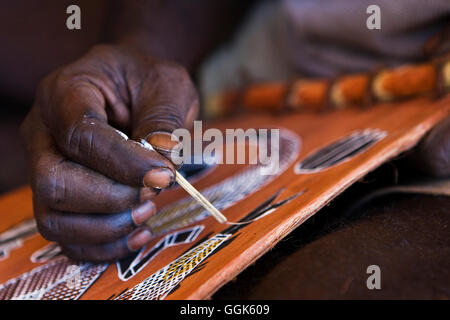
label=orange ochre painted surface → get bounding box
[0,96,449,299]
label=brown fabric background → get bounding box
[214,188,450,299]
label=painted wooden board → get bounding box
[0,96,449,300]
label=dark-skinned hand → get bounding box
[20,45,198,262]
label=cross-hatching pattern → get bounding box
[115,234,231,300]
[0,257,107,300]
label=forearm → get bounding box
[104,0,257,72]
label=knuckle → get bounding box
[154,61,190,82]
[173,64,190,80]
[88,44,116,57]
[64,116,97,158]
[65,118,84,154]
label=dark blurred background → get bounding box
[0,1,109,194]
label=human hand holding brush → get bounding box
[20,45,198,262]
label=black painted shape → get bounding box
[298,131,382,170]
[117,239,165,281]
[117,227,203,281]
[222,188,305,234]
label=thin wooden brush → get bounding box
[145,136,228,224]
[175,171,228,224]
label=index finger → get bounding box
[43,81,175,189]
[131,62,199,150]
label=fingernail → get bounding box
[140,187,160,202]
[131,201,156,225]
[128,228,152,251]
[146,132,179,151]
[147,132,182,163]
[143,168,174,189]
